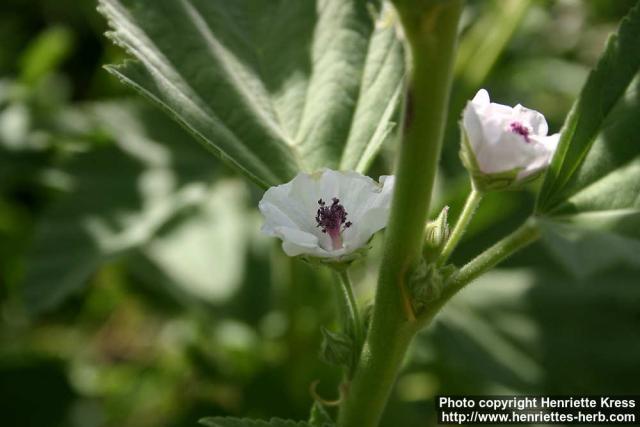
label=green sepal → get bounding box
[319,327,354,372]
[297,243,373,269]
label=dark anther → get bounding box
[316,197,351,234]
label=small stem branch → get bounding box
[419,218,540,327]
[336,270,363,354]
[438,185,483,265]
[451,219,540,288]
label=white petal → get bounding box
[516,133,560,179]
[471,88,490,106]
[275,226,324,257]
[260,177,312,230]
[477,99,514,147]
[343,175,395,248]
[465,89,512,153]
[513,104,548,136]
[463,99,486,151]
[259,201,299,235]
[478,131,548,174]
[351,207,390,247]
[542,132,560,151]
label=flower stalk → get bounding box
[437,185,483,265]
[336,269,364,362]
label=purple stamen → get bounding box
[509,121,530,142]
[316,197,351,250]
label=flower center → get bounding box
[509,121,531,142]
[315,198,352,250]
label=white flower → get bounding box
[461,89,559,188]
[259,170,395,260]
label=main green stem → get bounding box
[438,185,483,265]
[337,2,463,426]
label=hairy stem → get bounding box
[337,2,464,426]
[449,219,540,290]
[438,185,483,265]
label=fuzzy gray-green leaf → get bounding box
[536,1,640,212]
[538,77,640,276]
[99,0,405,188]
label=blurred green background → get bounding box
[1,0,639,426]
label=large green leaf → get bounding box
[537,77,640,277]
[539,218,640,278]
[532,1,640,276]
[536,1,640,212]
[126,179,252,305]
[98,0,405,188]
[22,102,221,313]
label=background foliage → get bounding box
[1,1,639,426]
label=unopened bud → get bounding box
[425,206,450,254]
